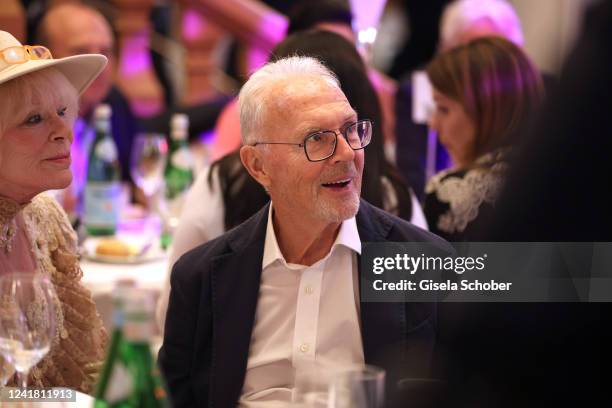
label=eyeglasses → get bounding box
[0,45,53,70]
[252,119,373,162]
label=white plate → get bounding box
[81,238,166,265]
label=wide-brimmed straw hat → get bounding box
[0,30,107,95]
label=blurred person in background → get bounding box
[430,2,612,407]
[287,0,400,162]
[37,3,140,215]
[156,30,427,330]
[0,30,107,392]
[36,2,229,215]
[423,36,543,241]
[385,0,450,80]
[395,0,528,200]
[437,0,523,52]
[210,0,401,163]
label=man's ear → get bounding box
[240,145,271,190]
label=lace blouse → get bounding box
[0,194,106,393]
[424,149,510,241]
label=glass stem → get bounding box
[18,369,28,389]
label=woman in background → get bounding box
[424,36,543,241]
[0,30,107,392]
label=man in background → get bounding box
[37,3,139,215]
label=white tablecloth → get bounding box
[80,254,168,333]
[77,215,170,334]
[80,257,168,296]
[79,214,170,295]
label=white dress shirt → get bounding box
[156,166,428,331]
[238,205,364,407]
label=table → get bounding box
[76,214,171,337]
[80,256,168,334]
[80,257,168,296]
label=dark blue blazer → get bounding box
[159,200,451,407]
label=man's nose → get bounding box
[332,132,356,162]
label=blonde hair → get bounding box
[0,67,79,135]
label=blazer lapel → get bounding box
[210,204,270,408]
[356,201,407,366]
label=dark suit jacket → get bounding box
[103,86,140,183]
[159,200,451,407]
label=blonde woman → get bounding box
[0,30,107,392]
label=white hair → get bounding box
[0,67,78,135]
[439,0,524,50]
[238,55,340,145]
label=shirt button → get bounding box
[299,343,309,353]
[304,285,314,294]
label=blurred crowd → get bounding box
[2,0,611,406]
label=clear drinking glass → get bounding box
[0,273,57,388]
[130,133,168,202]
[329,365,385,408]
[292,363,334,407]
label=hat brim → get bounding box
[0,54,107,95]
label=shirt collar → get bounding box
[262,202,361,270]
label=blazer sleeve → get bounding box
[158,256,208,407]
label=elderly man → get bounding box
[159,56,448,407]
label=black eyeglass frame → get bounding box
[251,119,373,162]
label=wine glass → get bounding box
[0,273,57,388]
[130,133,168,209]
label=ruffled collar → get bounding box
[0,195,28,253]
[473,146,512,167]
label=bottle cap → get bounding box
[171,113,189,130]
[171,113,189,140]
[113,279,136,300]
[94,104,112,120]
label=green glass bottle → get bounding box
[164,113,193,200]
[94,280,133,407]
[94,287,170,408]
[162,113,194,249]
[84,104,122,236]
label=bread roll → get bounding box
[95,239,133,257]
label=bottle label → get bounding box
[84,182,121,228]
[170,148,194,171]
[124,311,155,342]
[95,137,118,163]
[104,362,133,403]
